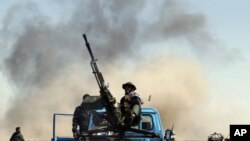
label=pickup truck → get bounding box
[51,107,175,141]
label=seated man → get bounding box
[120,82,144,127]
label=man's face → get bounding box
[124,86,133,94]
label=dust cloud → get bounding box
[1,0,236,140]
[105,57,208,140]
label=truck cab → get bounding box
[51,107,174,141]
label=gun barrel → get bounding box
[83,34,95,60]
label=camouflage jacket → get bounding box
[120,91,143,110]
[120,91,143,126]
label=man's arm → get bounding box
[72,106,81,139]
[72,107,80,133]
[132,104,141,116]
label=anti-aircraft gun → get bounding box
[50,34,175,141]
[81,34,162,138]
[81,34,122,131]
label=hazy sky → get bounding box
[0,0,250,140]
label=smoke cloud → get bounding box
[1,0,237,140]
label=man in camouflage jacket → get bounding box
[120,82,144,127]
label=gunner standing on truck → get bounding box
[120,82,143,127]
[72,94,91,139]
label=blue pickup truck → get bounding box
[51,107,174,141]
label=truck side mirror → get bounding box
[164,128,175,141]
